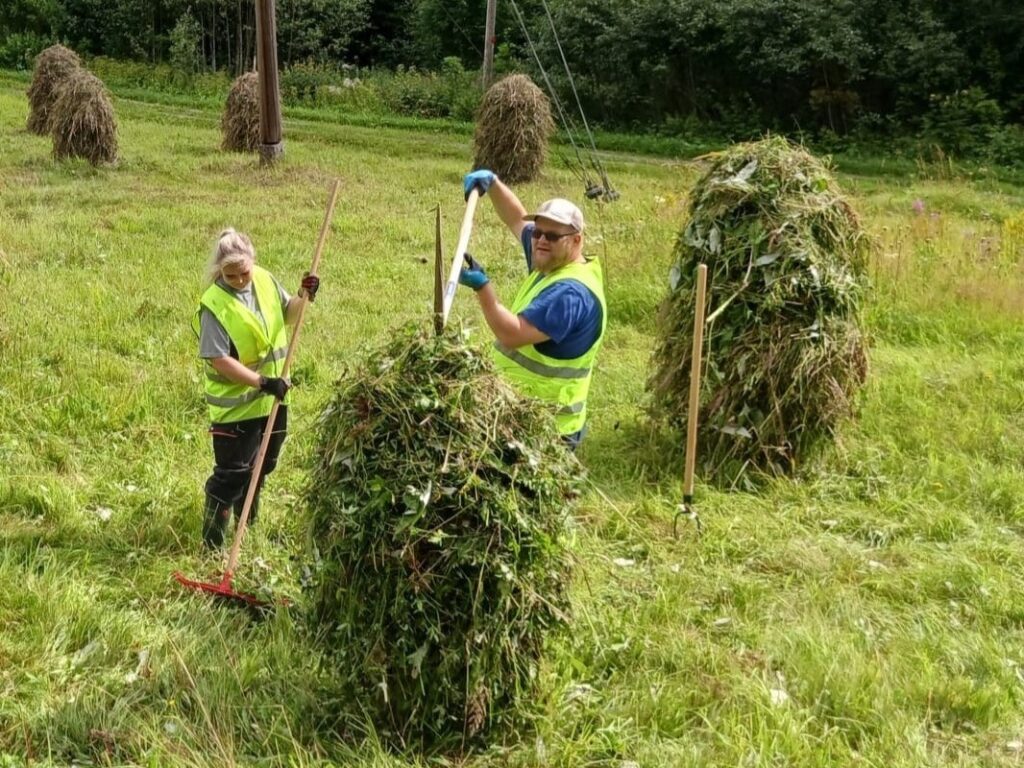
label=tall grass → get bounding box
[1,75,1024,767]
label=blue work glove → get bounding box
[459,253,489,291]
[463,169,496,200]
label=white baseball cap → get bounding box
[523,198,585,232]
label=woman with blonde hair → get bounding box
[193,228,320,548]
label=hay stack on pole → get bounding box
[50,68,118,166]
[305,324,577,749]
[26,44,81,135]
[473,73,554,184]
[648,137,869,484]
[221,72,261,152]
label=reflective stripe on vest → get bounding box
[490,258,606,435]
[204,346,287,383]
[195,265,288,424]
[492,344,591,380]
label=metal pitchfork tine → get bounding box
[434,204,444,334]
[674,263,708,539]
[174,179,341,612]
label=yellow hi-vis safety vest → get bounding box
[193,265,288,424]
[491,258,607,435]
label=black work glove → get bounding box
[300,272,320,302]
[258,375,291,400]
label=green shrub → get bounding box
[440,56,480,122]
[922,87,1004,158]
[87,56,228,97]
[280,60,325,103]
[279,62,384,112]
[984,123,1024,169]
[372,60,479,120]
[168,10,202,84]
[0,32,52,70]
[376,64,449,118]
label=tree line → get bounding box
[3,0,1023,149]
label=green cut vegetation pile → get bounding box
[648,137,869,484]
[305,325,577,749]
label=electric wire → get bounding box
[438,4,483,56]
[506,0,589,186]
[538,0,615,196]
[506,0,593,188]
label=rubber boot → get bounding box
[233,485,261,529]
[201,493,232,549]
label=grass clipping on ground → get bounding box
[50,68,118,166]
[26,44,81,136]
[473,73,554,185]
[305,325,577,749]
[221,72,260,152]
[648,137,869,484]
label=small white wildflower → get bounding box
[564,683,596,703]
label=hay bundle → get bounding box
[50,69,118,166]
[26,44,82,135]
[221,72,260,152]
[473,74,554,184]
[306,325,577,748]
[648,137,869,483]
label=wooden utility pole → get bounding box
[255,0,283,163]
[482,0,497,88]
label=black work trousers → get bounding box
[204,407,288,510]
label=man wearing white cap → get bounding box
[459,169,607,449]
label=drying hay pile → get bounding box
[648,137,869,483]
[305,326,577,748]
[26,44,81,135]
[221,72,260,152]
[50,68,118,166]
[473,74,554,184]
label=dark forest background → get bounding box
[3,0,1023,159]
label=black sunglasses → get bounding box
[530,228,576,242]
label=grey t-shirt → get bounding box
[199,276,291,359]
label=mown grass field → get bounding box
[2,70,1024,767]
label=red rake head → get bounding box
[173,570,272,611]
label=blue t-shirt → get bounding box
[518,224,603,360]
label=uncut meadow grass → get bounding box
[2,70,1024,766]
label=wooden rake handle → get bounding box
[224,179,341,577]
[683,263,708,501]
[440,187,480,329]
